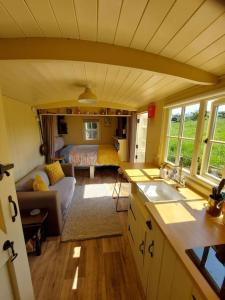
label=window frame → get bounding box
[163,97,225,185]
[200,99,225,181]
[165,102,200,171]
[83,120,100,141]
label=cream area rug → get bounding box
[61,183,123,242]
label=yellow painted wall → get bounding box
[3,96,44,181]
[145,100,165,165]
[63,116,117,145]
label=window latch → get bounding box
[203,138,208,144]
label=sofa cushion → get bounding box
[33,175,49,191]
[16,165,47,191]
[45,161,65,185]
[49,177,76,214]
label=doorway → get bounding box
[134,113,148,163]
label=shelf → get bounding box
[40,113,131,117]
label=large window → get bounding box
[83,120,99,141]
[201,103,225,179]
[165,99,225,182]
[166,103,200,170]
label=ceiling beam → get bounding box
[0,38,218,85]
[34,100,137,111]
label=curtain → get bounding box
[127,114,137,162]
[41,115,56,164]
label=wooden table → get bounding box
[119,162,160,182]
[21,209,48,256]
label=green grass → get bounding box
[168,117,225,177]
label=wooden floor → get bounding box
[29,167,145,300]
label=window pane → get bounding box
[167,138,178,163]
[183,103,200,138]
[208,143,225,178]
[169,107,182,136]
[180,140,195,169]
[197,101,213,174]
[92,122,97,129]
[213,105,225,141]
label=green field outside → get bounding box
[167,117,225,177]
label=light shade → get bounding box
[78,87,97,104]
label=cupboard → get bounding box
[127,193,206,300]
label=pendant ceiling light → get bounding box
[78,87,97,104]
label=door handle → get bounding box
[3,240,18,262]
[148,240,154,257]
[0,163,14,181]
[8,196,18,222]
[139,240,145,255]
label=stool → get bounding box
[112,168,129,212]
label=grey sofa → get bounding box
[16,164,75,236]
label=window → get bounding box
[201,103,225,179]
[165,98,225,182]
[166,103,200,170]
[83,120,99,141]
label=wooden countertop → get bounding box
[132,176,225,300]
[119,162,160,182]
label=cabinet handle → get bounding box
[139,240,145,255]
[146,220,152,230]
[148,240,154,257]
[3,240,18,262]
[8,196,18,222]
[192,296,197,300]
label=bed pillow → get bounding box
[33,175,49,191]
[45,161,65,185]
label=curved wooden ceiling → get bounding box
[0,0,224,108]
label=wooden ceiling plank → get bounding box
[107,67,131,101]
[201,51,225,75]
[100,65,120,101]
[0,5,24,37]
[0,0,42,36]
[74,0,97,41]
[49,0,79,39]
[114,0,149,47]
[188,34,225,67]
[24,0,62,37]
[175,13,225,63]
[145,0,204,54]
[130,0,175,50]
[0,38,218,84]
[97,0,122,43]
[94,63,108,99]
[160,0,225,58]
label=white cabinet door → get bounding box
[170,259,193,300]
[145,219,165,300]
[157,240,177,299]
[0,92,34,299]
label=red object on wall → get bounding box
[148,104,156,118]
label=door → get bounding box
[135,113,148,162]
[0,94,34,299]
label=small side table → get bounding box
[51,156,64,163]
[21,209,48,256]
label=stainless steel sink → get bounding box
[137,181,185,202]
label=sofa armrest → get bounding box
[17,191,63,236]
[61,163,74,177]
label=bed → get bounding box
[55,137,119,178]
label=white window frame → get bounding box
[83,120,100,141]
[165,102,200,172]
[200,99,225,181]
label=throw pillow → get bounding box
[33,175,49,191]
[45,161,65,185]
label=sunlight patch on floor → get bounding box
[72,266,79,290]
[73,246,81,258]
[83,184,112,198]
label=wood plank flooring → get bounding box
[29,167,145,300]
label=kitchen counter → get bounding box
[132,177,225,300]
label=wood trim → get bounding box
[0,38,218,85]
